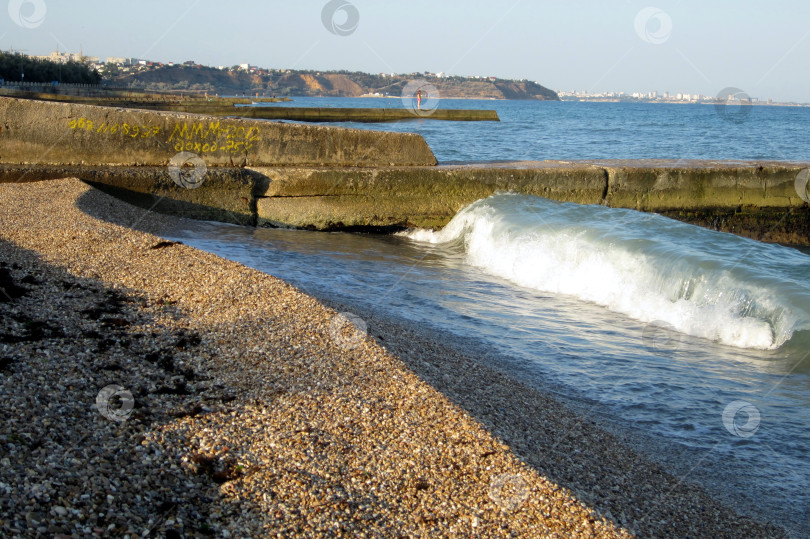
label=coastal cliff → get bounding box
[112,65,560,100]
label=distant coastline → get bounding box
[560,96,809,107]
[109,64,560,101]
[329,95,809,107]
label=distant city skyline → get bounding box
[557,89,793,105]
[2,1,809,103]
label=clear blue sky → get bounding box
[3,0,809,102]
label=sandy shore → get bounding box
[0,178,785,538]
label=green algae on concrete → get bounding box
[252,160,810,244]
[83,167,260,226]
[0,164,259,226]
[658,206,810,246]
[253,163,608,229]
[136,105,502,123]
[11,94,501,123]
[598,160,807,210]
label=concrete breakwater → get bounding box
[0,97,437,167]
[133,105,501,123]
[0,88,289,105]
[2,92,499,123]
[0,91,290,108]
[3,160,807,245]
[250,160,810,244]
[1,97,808,244]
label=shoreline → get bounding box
[310,96,810,107]
[0,178,787,537]
[290,292,800,537]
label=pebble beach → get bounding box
[0,178,786,538]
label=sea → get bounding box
[164,98,810,535]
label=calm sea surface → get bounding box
[264,96,810,163]
[166,98,810,534]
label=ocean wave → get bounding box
[400,194,810,350]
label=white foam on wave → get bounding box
[400,194,810,350]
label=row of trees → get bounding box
[0,52,101,84]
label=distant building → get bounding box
[36,50,99,64]
[105,57,139,66]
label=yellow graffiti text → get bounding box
[168,121,261,155]
[68,118,162,139]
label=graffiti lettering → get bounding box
[168,121,261,154]
[68,118,261,155]
[69,118,162,139]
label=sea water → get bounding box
[164,99,810,534]
[265,97,810,163]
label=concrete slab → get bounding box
[0,97,437,167]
